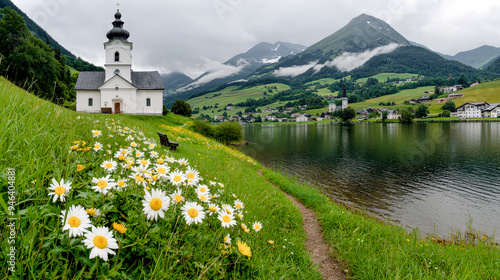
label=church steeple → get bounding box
[104,7,133,83]
[106,10,130,42]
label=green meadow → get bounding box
[188,83,290,118]
[1,77,499,279]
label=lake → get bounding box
[238,122,500,238]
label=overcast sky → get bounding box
[11,0,500,78]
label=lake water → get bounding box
[238,122,500,238]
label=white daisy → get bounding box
[222,204,235,214]
[134,150,144,158]
[252,222,263,232]
[234,199,244,211]
[155,164,170,180]
[93,142,103,151]
[218,210,237,228]
[115,178,128,190]
[207,203,219,216]
[148,143,156,150]
[142,188,170,221]
[91,175,117,194]
[169,171,186,186]
[129,173,150,187]
[60,205,92,237]
[224,234,231,244]
[130,142,138,148]
[181,202,205,225]
[82,226,119,261]
[48,178,72,203]
[167,156,176,163]
[170,188,184,204]
[177,158,189,166]
[92,130,102,138]
[196,185,210,195]
[137,158,151,167]
[100,160,118,173]
[197,192,211,204]
[150,151,159,158]
[185,167,200,185]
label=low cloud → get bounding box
[179,58,250,91]
[320,43,400,72]
[273,61,318,77]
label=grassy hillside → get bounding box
[188,83,291,117]
[0,77,321,279]
[2,77,499,279]
[356,73,418,83]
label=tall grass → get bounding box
[262,169,500,279]
[0,77,321,279]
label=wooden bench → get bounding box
[157,132,179,151]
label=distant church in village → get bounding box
[328,82,349,113]
[75,8,164,115]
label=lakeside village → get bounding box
[197,82,500,123]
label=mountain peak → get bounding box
[305,14,410,56]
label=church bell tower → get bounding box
[104,9,133,83]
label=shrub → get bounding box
[443,110,450,117]
[171,100,192,117]
[214,122,242,145]
[193,119,214,138]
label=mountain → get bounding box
[248,13,413,80]
[438,45,500,69]
[349,46,493,80]
[304,13,410,57]
[225,41,306,66]
[0,0,102,71]
[173,41,306,94]
[161,72,193,92]
[484,55,500,73]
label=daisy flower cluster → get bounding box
[53,118,262,262]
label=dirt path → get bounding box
[257,170,346,280]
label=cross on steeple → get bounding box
[116,2,120,11]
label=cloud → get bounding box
[178,58,250,91]
[273,61,318,77]
[316,43,400,72]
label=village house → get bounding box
[214,115,225,121]
[448,93,464,99]
[456,102,489,118]
[483,103,500,118]
[296,114,309,122]
[386,109,400,120]
[226,104,234,110]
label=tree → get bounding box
[382,111,388,122]
[340,107,356,122]
[171,100,192,117]
[415,105,428,118]
[400,108,414,123]
[441,100,456,112]
[162,105,170,115]
[442,110,450,117]
[458,73,469,87]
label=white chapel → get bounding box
[75,9,164,115]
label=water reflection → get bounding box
[239,123,500,237]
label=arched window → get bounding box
[146,98,151,107]
[115,51,120,62]
[88,98,93,107]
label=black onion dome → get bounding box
[106,11,130,42]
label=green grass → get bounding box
[0,77,320,279]
[356,73,419,83]
[262,169,500,279]
[2,76,498,278]
[187,83,291,118]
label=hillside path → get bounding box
[257,170,346,280]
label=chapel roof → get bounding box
[75,71,164,91]
[106,10,130,42]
